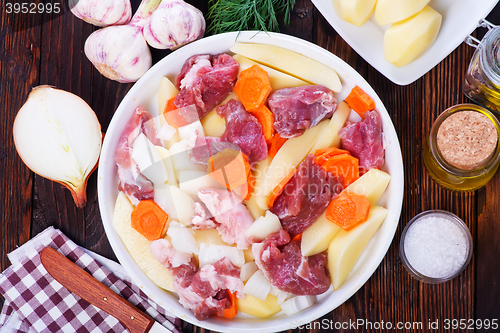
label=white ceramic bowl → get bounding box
[97,31,404,332]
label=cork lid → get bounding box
[437,111,498,170]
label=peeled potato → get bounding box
[301,211,341,256]
[237,294,282,318]
[234,54,308,90]
[332,0,377,27]
[230,43,342,93]
[158,76,178,116]
[383,6,442,68]
[112,192,174,291]
[374,0,430,26]
[328,206,388,290]
[310,101,351,152]
[344,169,391,205]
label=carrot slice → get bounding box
[208,148,249,191]
[234,65,272,111]
[314,147,351,165]
[267,168,296,208]
[245,172,255,201]
[326,192,370,231]
[249,104,275,144]
[163,96,177,114]
[131,200,169,241]
[268,133,287,158]
[222,291,238,319]
[291,233,302,242]
[323,153,359,187]
[345,86,375,119]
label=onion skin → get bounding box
[13,86,102,208]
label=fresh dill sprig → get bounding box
[207,0,296,34]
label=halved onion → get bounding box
[13,86,102,208]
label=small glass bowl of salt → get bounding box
[400,210,473,283]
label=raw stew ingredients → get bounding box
[112,44,391,321]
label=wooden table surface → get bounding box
[2,1,500,332]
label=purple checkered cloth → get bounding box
[0,227,183,333]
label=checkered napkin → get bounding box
[0,227,183,333]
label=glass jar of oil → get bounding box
[423,104,500,191]
[463,20,500,113]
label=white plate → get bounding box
[312,0,498,85]
[97,31,404,332]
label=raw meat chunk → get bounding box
[339,110,385,170]
[197,188,253,249]
[217,99,268,163]
[270,155,342,238]
[253,230,330,295]
[267,85,337,138]
[175,54,239,119]
[150,239,243,320]
[114,106,160,205]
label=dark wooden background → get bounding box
[1,0,500,332]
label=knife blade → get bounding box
[40,247,172,333]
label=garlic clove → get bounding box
[69,0,132,27]
[143,0,206,50]
[84,25,152,83]
[13,86,102,208]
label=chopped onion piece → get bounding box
[178,171,221,199]
[269,286,291,305]
[167,220,199,255]
[244,210,281,241]
[198,243,245,268]
[157,122,177,141]
[154,185,194,226]
[169,139,204,172]
[178,120,205,141]
[240,261,258,282]
[131,133,168,185]
[280,295,317,316]
[242,270,271,301]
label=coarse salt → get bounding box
[403,216,468,279]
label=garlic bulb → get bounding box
[13,86,102,208]
[69,0,132,27]
[84,0,162,83]
[143,0,205,50]
[85,25,152,83]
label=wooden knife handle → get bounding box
[40,247,154,333]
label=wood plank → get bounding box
[31,7,95,247]
[0,4,42,269]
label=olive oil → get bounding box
[423,104,500,191]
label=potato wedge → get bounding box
[310,101,351,152]
[328,206,388,290]
[301,211,341,256]
[112,192,174,291]
[383,6,442,68]
[375,0,430,26]
[259,120,329,208]
[234,54,308,90]
[332,0,377,27]
[237,294,282,318]
[201,109,226,138]
[230,43,342,93]
[158,76,178,116]
[344,169,391,205]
